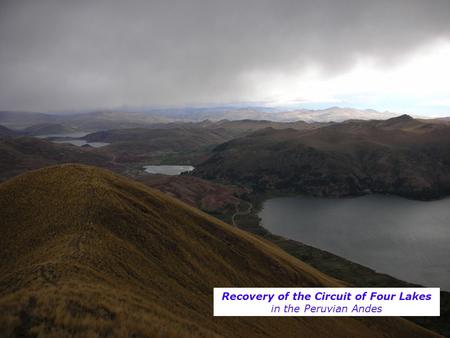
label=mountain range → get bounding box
[0,106,399,130]
[194,115,450,200]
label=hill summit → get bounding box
[0,165,438,337]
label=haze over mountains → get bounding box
[0,106,398,130]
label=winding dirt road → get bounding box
[231,201,253,227]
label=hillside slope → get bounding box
[23,123,78,136]
[85,127,232,163]
[194,116,450,199]
[0,165,437,337]
[138,173,247,213]
[0,137,114,181]
[0,125,22,137]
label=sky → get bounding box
[1,0,450,116]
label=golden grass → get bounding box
[0,164,440,337]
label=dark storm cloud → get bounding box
[1,0,449,111]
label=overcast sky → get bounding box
[1,0,450,116]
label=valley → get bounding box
[0,111,449,336]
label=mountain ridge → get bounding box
[194,116,450,200]
[0,106,402,129]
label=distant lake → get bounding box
[52,140,110,148]
[259,195,450,290]
[36,132,89,138]
[143,165,194,175]
[37,132,110,148]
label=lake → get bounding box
[259,195,450,290]
[37,132,110,148]
[143,165,194,175]
[36,132,90,138]
[52,139,110,148]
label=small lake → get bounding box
[259,195,450,290]
[143,165,195,175]
[52,140,110,148]
[36,132,90,138]
[37,132,110,148]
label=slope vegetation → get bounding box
[138,173,247,213]
[0,137,115,181]
[23,123,78,136]
[195,115,450,199]
[0,125,22,137]
[86,128,232,163]
[0,165,437,337]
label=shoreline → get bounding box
[228,191,450,337]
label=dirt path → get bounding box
[231,201,253,227]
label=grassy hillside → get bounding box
[84,127,230,145]
[206,119,317,134]
[23,123,78,136]
[78,120,317,165]
[0,110,171,130]
[0,164,438,337]
[85,120,316,143]
[194,115,450,200]
[0,111,57,129]
[86,128,232,164]
[138,173,247,213]
[0,137,114,181]
[0,125,23,137]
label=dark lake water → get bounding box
[143,165,194,175]
[259,195,450,290]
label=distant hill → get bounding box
[206,119,318,134]
[93,106,395,123]
[0,111,57,129]
[266,107,397,123]
[0,125,22,137]
[0,110,171,130]
[85,119,317,141]
[23,123,78,136]
[0,137,113,181]
[138,106,397,122]
[0,164,437,337]
[63,110,171,130]
[84,127,229,145]
[138,173,247,213]
[85,127,234,163]
[0,120,319,178]
[82,121,320,162]
[194,115,450,200]
[0,106,402,131]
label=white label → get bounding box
[213,287,440,316]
